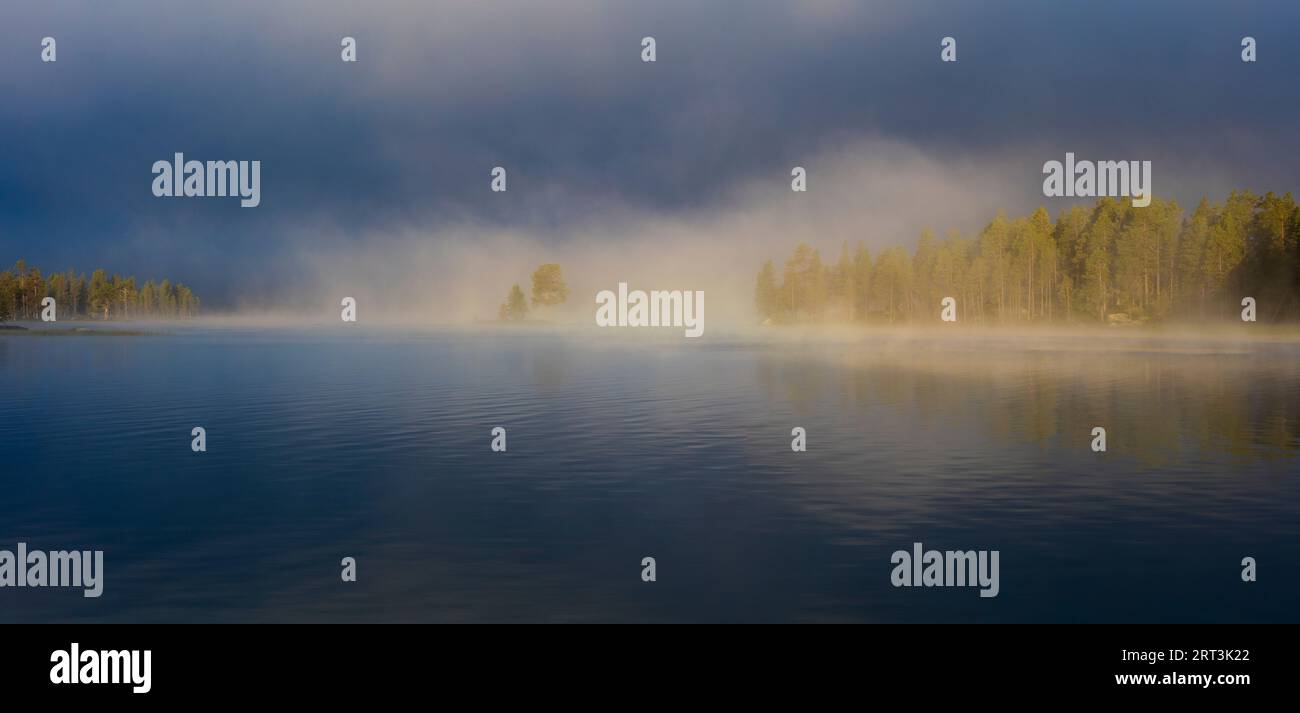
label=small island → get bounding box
[496,263,569,323]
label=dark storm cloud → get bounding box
[1,0,1298,306]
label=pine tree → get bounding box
[499,284,529,321]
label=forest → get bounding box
[0,261,200,321]
[755,190,1300,325]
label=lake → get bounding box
[1,324,1297,622]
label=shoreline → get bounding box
[5,317,1300,346]
[0,323,163,337]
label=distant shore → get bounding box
[7,316,1300,346]
[0,323,161,336]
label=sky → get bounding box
[2,0,1299,316]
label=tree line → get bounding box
[0,260,200,321]
[755,190,1300,325]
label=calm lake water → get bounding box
[1,324,1297,623]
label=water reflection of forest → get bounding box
[755,340,1300,465]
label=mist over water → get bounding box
[4,0,1300,638]
[1,323,1295,622]
[210,135,1040,326]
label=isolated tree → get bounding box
[530,263,569,308]
[499,284,529,321]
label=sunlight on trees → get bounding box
[499,284,529,321]
[0,261,199,321]
[756,190,1300,325]
[530,263,569,309]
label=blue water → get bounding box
[1,325,1297,622]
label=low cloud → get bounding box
[258,136,1031,326]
